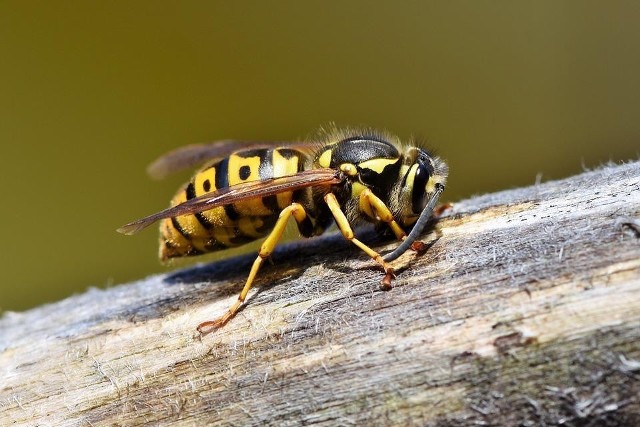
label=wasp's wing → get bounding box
[118,169,341,235]
[147,140,317,180]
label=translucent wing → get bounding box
[147,139,317,180]
[118,169,341,235]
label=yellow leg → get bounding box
[197,203,308,334]
[324,192,396,290]
[360,189,437,253]
[359,189,406,241]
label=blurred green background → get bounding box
[1,2,639,312]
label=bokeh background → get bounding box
[1,2,639,312]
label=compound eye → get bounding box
[411,160,432,214]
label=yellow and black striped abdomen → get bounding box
[160,148,305,260]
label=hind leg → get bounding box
[197,203,309,334]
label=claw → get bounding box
[410,240,428,253]
[380,267,396,291]
[196,320,223,336]
[197,313,232,336]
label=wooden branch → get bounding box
[2,161,640,426]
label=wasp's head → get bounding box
[394,148,448,227]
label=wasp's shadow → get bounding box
[163,220,440,287]
[163,228,355,286]
[95,223,440,327]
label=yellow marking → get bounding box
[236,198,273,216]
[273,149,299,208]
[393,163,420,226]
[405,164,418,190]
[276,190,293,211]
[192,166,234,228]
[426,176,437,194]
[399,164,410,180]
[194,167,216,197]
[228,154,273,216]
[173,188,215,241]
[159,219,191,259]
[318,149,332,168]
[352,182,367,198]
[162,165,260,258]
[168,191,203,236]
[358,158,398,173]
[199,206,232,228]
[228,154,261,186]
[273,149,299,176]
[171,216,211,253]
[179,215,206,239]
[340,163,358,176]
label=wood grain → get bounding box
[2,161,640,426]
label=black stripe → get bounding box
[235,148,269,158]
[186,247,204,256]
[188,178,215,229]
[331,137,399,167]
[296,215,314,237]
[195,213,214,230]
[258,150,279,212]
[276,148,299,160]
[228,227,258,245]
[185,182,196,200]
[257,149,273,180]
[263,195,279,212]
[204,239,227,251]
[215,158,229,187]
[255,216,278,234]
[171,217,191,240]
[188,180,214,229]
[287,155,307,208]
[215,158,240,221]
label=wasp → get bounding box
[118,127,448,334]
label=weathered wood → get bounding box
[2,161,640,426]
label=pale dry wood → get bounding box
[1,161,640,426]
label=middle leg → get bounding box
[324,192,395,290]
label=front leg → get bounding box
[359,189,427,253]
[324,192,395,290]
